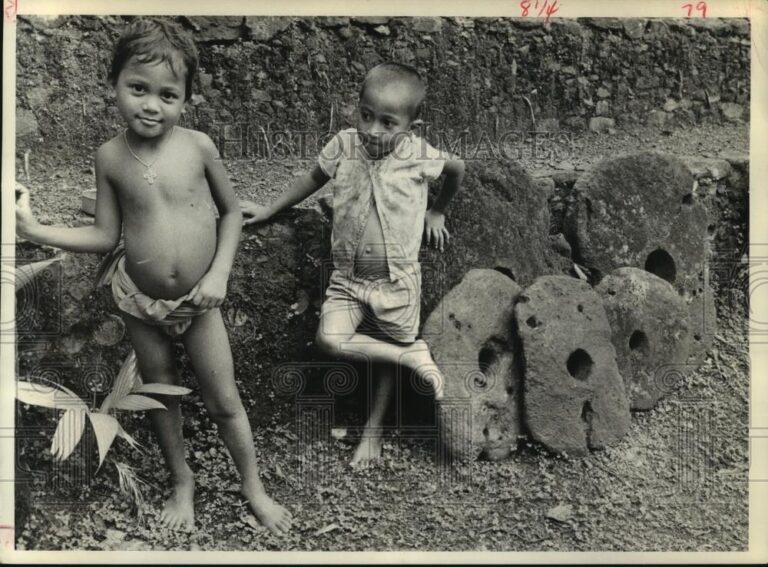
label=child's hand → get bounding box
[240,200,272,226]
[424,209,450,252]
[189,270,228,309]
[15,182,38,239]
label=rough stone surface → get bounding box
[423,269,522,461]
[589,117,615,133]
[681,156,731,180]
[421,159,571,320]
[596,268,692,410]
[647,110,668,128]
[244,17,293,41]
[721,103,744,122]
[563,152,710,290]
[515,276,630,456]
[185,16,243,42]
[15,16,751,164]
[563,152,715,365]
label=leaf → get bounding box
[116,424,143,451]
[132,384,192,396]
[16,380,88,411]
[572,264,588,281]
[112,395,167,411]
[51,409,87,461]
[88,412,120,469]
[14,258,59,292]
[546,503,573,523]
[314,523,340,536]
[101,351,141,412]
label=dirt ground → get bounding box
[14,121,750,551]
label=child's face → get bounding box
[114,56,187,139]
[357,82,417,159]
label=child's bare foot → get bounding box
[351,429,383,466]
[402,340,445,400]
[160,473,195,531]
[242,487,293,536]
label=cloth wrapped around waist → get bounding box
[96,244,209,337]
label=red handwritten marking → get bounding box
[682,1,707,17]
[4,0,18,23]
[520,0,559,22]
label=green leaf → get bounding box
[101,351,142,413]
[88,412,120,470]
[51,409,87,461]
[132,384,192,396]
[14,258,59,292]
[16,380,88,411]
[113,395,167,411]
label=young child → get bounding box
[15,18,292,534]
[240,62,465,465]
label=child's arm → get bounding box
[188,133,242,309]
[15,146,122,253]
[424,158,465,252]
[240,164,330,226]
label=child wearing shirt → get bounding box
[241,62,465,464]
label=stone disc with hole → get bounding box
[563,152,710,292]
[563,152,714,364]
[423,269,523,461]
[515,275,630,456]
[595,267,692,410]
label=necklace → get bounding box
[123,126,175,185]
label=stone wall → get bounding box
[15,15,750,163]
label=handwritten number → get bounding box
[520,0,559,21]
[682,1,707,17]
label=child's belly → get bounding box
[122,206,218,300]
[354,204,389,279]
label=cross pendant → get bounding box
[143,168,157,185]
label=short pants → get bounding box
[320,268,421,344]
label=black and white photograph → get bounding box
[2,0,766,560]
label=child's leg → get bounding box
[122,314,195,531]
[316,310,444,399]
[351,362,394,466]
[180,309,292,535]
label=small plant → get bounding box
[16,350,190,508]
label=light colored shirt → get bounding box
[317,128,447,283]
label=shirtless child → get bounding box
[241,62,465,465]
[15,18,291,534]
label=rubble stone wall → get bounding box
[15,15,750,163]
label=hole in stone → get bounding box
[645,249,676,284]
[682,193,693,205]
[607,289,617,296]
[526,316,539,328]
[448,313,462,331]
[707,224,716,236]
[493,266,516,281]
[629,330,650,356]
[566,349,593,381]
[478,346,497,374]
[581,400,594,424]
[694,333,702,341]
[577,304,584,312]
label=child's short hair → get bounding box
[360,62,426,120]
[109,17,198,101]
